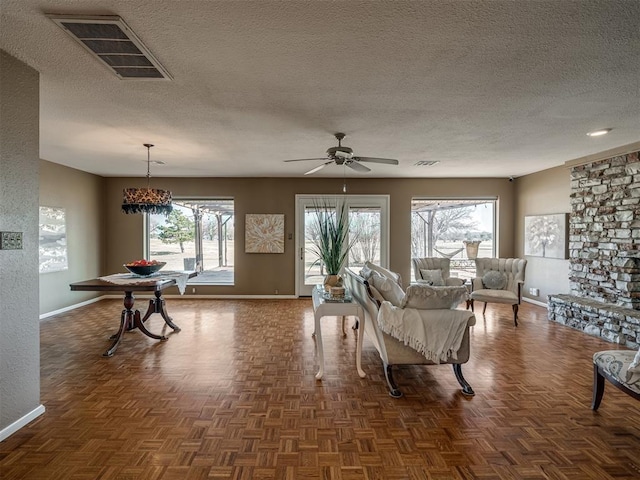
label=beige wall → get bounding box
[39,160,104,314]
[515,165,571,303]
[0,51,42,438]
[104,176,516,295]
[41,164,575,307]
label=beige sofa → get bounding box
[344,267,476,398]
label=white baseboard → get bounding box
[523,297,548,308]
[0,404,45,441]
[39,296,109,320]
[163,294,299,300]
[41,294,301,320]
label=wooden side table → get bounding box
[311,286,366,380]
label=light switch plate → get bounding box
[0,231,23,250]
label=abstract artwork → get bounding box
[245,214,285,253]
[39,206,68,273]
[524,213,569,259]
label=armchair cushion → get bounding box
[482,270,507,290]
[401,284,467,310]
[470,289,518,305]
[419,268,445,286]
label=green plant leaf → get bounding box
[307,200,358,275]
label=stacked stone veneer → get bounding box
[548,294,639,347]
[547,150,640,348]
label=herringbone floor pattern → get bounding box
[1,298,639,479]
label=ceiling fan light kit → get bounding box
[285,133,399,176]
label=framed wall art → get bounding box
[524,213,569,259]
[245,214,285,253]
[39,206,68,273]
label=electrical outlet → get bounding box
[192,287,196,293]
[275,289,279,295]
[529,287,539,296]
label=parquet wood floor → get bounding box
[1,298,639,479]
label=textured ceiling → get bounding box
[1,0,639,178]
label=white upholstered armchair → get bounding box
[469,258,527,326]
[412,257,465,287]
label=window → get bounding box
[347,206,382,269]
[411,198,496,280]
[147,198,234,285]
[296,195,389,295]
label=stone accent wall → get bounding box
[548,150,640,347]
[548,294,639,348]
[569,151,640,309]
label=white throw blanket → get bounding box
[377,302,474,363]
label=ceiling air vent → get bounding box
[47,14,172,80]
[414,160,440,167]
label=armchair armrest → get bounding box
[445,277,465,287]
[471,278,483,291]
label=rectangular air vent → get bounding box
[414,160,440,167]
[47,14,172,80]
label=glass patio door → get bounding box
[295,195,389,296]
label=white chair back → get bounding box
[474,258,527,294]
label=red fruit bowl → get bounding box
[123,261,166,276]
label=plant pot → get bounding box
[464,241,481,259]
[324,274,343,292]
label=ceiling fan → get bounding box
[284,133,399,175]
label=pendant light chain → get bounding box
[145,143,153,189]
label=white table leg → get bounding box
[314,311,324,380]
[355,311,366,378]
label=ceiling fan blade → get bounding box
[284,157,328,163]
[346,160,371,173]
[354,156,399,165]
[304,161,332,175]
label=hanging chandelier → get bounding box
[122,144,173,215]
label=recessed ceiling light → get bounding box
[587,128,612,137]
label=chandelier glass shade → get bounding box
[122,144,173,215]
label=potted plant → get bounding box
[463,240,481,259]
[309,201,355,293]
